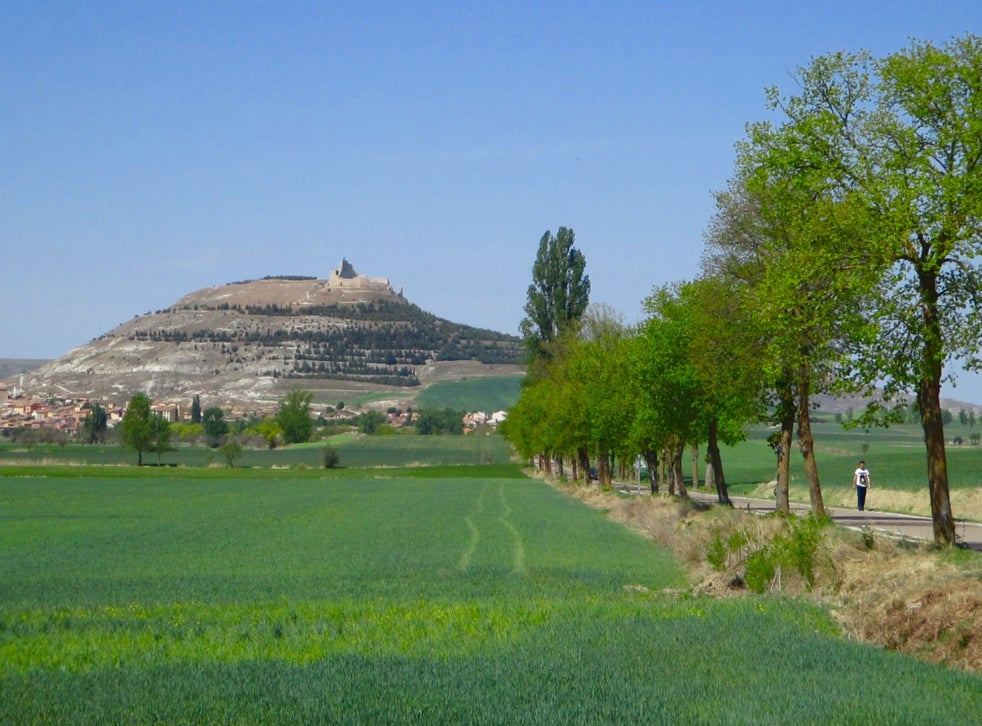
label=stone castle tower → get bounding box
[327,259,401,296]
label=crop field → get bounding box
[413,374,523,412]
[0,431,513,470]
[2,464,981,723]
[717,421,982,497]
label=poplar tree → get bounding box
[520,227,590,363]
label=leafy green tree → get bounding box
[572,305,634,487]
[760,36,982,544]
[255,418,283,449]
[80,403,108,444]
[633,287,709,497]
[148,414,173,464]
[173,422,203,444]
[190,395,202,424]
[202,407,228,448]
[322,444,340,469]
[277,388,314,444]
[119,393,154,466]
[218,438,242,467]
[705,96,890,514]
[357,410,387,434]
[415,407,463,435]
[520,227,590,362]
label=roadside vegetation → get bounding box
[552,476,982,672]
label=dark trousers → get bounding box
[857,485,867,511]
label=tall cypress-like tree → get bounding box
[520,227,590,363]
[81,403,108,444]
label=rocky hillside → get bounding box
[16,261,524,410]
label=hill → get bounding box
[12,260,524,411]
[0,359,48,383]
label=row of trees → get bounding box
[118,389,316,464]
[505,35,982,546]
[116,387,470,464]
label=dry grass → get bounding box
[547,475,982,673]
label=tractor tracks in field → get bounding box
[458,481,526,574]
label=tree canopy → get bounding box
[746,34,982,544]
[277,388,314,444]
[520,227,590,362]
[119,393,154,466]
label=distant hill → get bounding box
[0,359,50,384]
[13,260,524,410]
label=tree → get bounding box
[322,444,340,469]
[762,36,982,544]
[202,407,228,448]
[673,276,765,505]
[256,418,283,449]
[218,439,242,467]
[520,227,590,362]
[190,395,202,424]
[119,393,154,466]
[148,413,173,464]
[357,410,387,434]
[80,403,108,444]
[572,305,634,488]
[415,407,463,435]
[277,388,314,444]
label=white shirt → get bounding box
[854,467,870,488]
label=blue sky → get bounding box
[4,2,982,400]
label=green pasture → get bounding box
[1,466,980,723]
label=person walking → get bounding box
[853,460,871,511]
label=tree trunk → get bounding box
[642,449,659,494]
[691,444,700,489]
[775,386,795,515]
[707,418,731,505]
[919,374,956,546]
[662,446,673,496]
[578,447,591,483]
[555,455,565,479]
[672,440,687,498]
[796,377,826,517]
[597,450,610,488]
[916,266,956,546]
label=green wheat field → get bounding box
[2,448,981,723]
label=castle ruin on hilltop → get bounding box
[327,258,402,297]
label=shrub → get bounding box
[706,531,727,571]
[322,445,340,469]
[744,549,776,593]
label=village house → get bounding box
[462,410,508,432]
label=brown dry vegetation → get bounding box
[545,475,982,673]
